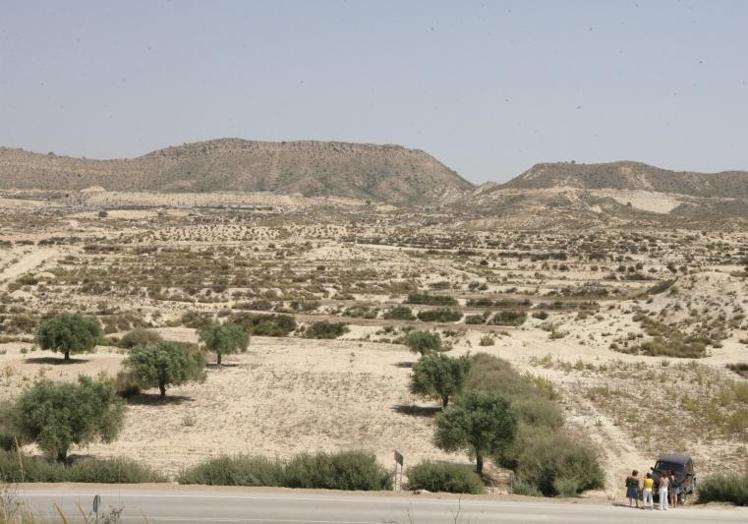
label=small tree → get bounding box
[12,376,124,462]
[125,342,206,399]
[410,354,470,408]
[198,322,249,365]
[36,313,102,360]
[404,330,442,356]
[434,391,517,475]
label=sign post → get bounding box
[93,494,101,523]
[394,449,404,491]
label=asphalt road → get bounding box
[15,486,748,523]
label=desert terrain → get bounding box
[1,171,747,498]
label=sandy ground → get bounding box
[1,201,746,497]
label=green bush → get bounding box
[489,311,527,326]
[406,293,457,306]
[698,473,748,506]
[178,455,283,486]
[383,306,416,321]
[465,314,485,325]
[230,313,297,337]
[463,354,603,497]
[303,321,349,339]
[0,451,162,483]
[502,427,604,497]
[179,451,392,491]
[407,462,484,494]
[119,328,163,349]
[417,308,462,323]
[404,330,442,355]
[283,451,392,490]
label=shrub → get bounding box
[406,293,458,306]
[230,313,296,337]
[35,313,102,360]
[11,376,124,461]
[178,455,283,486]
[404,330,442,355]
[407,462,484,494]
[465,314,485,325]
[303,321,349,339]
[462,354,602,496]
[698,473,748,506]
[283,451,392,490]
[178,451,392,491]
[504,428,605,497]
[410,354,470,408]
[489,311,527,326]
[417,308,462,323]
[479,335,494,346]
[532,311,549,320]
[124,342,207,399]
[119,328,163,349]
[198,322,249,365]
[0,451,163,483]
[383,306,416,321]
[113,370,141,398]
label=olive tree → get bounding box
[124,342,206,399]
[404,330,442,356]
[198,322,249,365]
[410,353,470,408]
[12,376,124,462]
[435,391,517,475]
[36,313,102,361]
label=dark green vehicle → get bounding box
[652,454,696,503]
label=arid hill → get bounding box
[502,161,748,198]
[0,139,473,206]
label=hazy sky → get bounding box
[1,1,747,183]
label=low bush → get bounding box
[465,314,485,325]
[503,428,605,497]
[464,354,603,497]
[404,330,442,355]
[229,313,296,337]
[177,455,283,486]
[406,293,458,306]
[697,473,748,506]
[489,311,527,326]
[407,462,484,494]
[283,451,392,490]
[383,305,416,321]
[417,308,462,323]
[178,451,392,491]
[0,451,163,483]
[303,321,349,339]
[119,328,163,349]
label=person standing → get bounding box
[625,470,640,508]
[642,472,654,509]
[659,471,670,511]
[669,470,679,508]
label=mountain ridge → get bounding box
[0,138,473,206]
[502,160,748,198]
